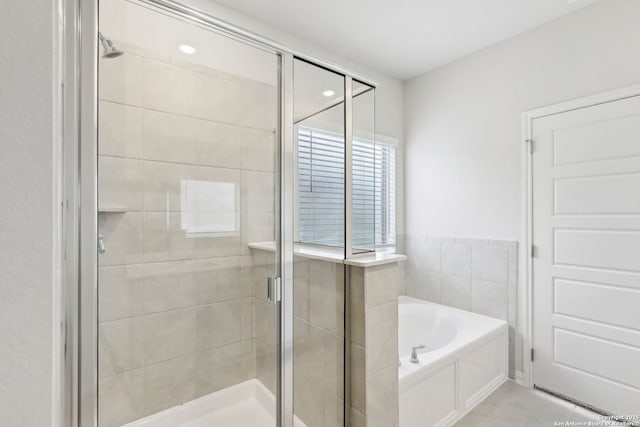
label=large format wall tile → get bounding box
[471,245,509,284]
[289,258,347,427]
[99,53,143,107]
[98,369,144,427]
[241,213,274,253]
[142,261,196,313]
[142,308,196,365]
[142,212,195,262]
[348,263,401,427]
[293,258,311,319]
[99,264,143,322]
[99,212,144,266]
[99,156,143,211]
[255,296,276,394]
[308,261,344,336]
[143,109,241,168]
[99,101,143,159]
[411,270,442,302]
[194,231,244,259]
[143,109,275,172]
[350,343,366,414]
[294,374,325,427]
[366,365,399,427]
[365,301,398,375]
[471,279,509,321]
[241,130,276,172]
[142,161,194,212]
[194,339,256,397]
[241,170,275,214]
[142,59,276,131]
[142,160,241,213]
[142,354,196,416]
[364,263,399,307]
[193,256,243,304]
[441,242,471,277]
[441,274,472,311]
[196,299,247,350]
[349,268,366,347]
[99,317,144,378]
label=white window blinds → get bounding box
[296,126,396,249]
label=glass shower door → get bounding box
[292,58,347,427]
[96,1,280,425]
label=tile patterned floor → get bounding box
[454,380,610,427]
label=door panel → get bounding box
[554,279,640,330]
[97,1,280,425]
[532,94,640,415]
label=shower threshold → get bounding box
[122,379,307,427]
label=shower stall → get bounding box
[69,0,377,426]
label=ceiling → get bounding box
[101,0,278,85]
[211,0,598,80]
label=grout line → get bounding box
[98,97,276,133]
[100,296,255,324]
[98,153,277,175]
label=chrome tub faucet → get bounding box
[410,345,426,363]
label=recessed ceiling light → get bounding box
[179,44,196,55]
[322,90,335,97]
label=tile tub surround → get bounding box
[399,236,518,379]
[97,41,277,427]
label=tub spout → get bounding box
[410,345,426,363]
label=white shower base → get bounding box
[123,379,307,427]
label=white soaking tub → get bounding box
[398,296,508,427]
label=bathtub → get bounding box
[398,296,508,427]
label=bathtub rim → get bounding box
[398,295,508,392]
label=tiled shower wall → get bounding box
[293,258,345,427]
[97,42,276,427]
[399,236,518,378]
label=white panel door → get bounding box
[532,94,640,415]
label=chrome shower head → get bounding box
[98,32,124,59]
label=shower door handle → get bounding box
[97,233,106,255]
[267,276,281,304]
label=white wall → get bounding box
[404,0,640,241]
[0,0,60,426]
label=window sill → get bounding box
[248,241,406,267]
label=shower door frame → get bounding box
[68,0,378,426]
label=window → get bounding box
[296,126,396,249]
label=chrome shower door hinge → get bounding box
[267,276,282,304]
[526,138,535,154]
